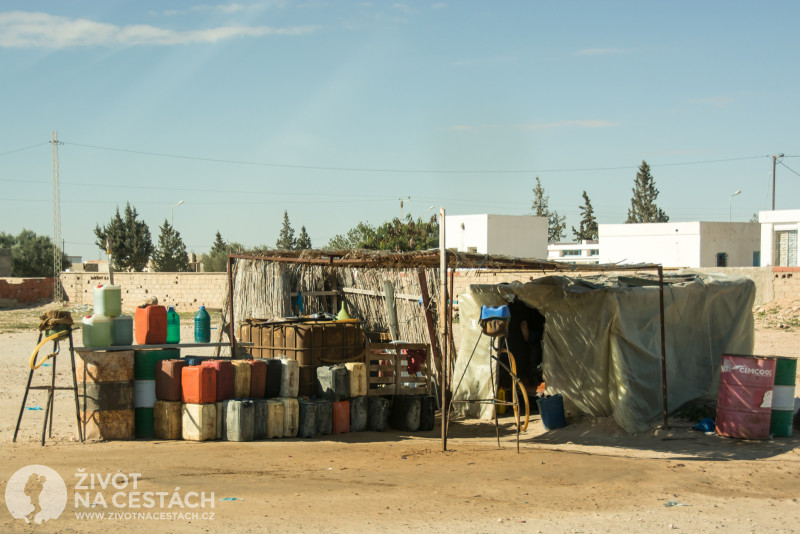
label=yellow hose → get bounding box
[29,330,70,370]
[504,350,530,432]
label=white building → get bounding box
[444,214,548,259]
[599,222,761,268]
[759,210,800,266]
[547,240,600,264]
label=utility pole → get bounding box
[772,153,784,210]
[52,132,63,302]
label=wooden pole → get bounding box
[228,255,237,357]
[417,269,443,379]
[440,207,448,451]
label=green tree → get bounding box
[276,211,296,250]
[572,190,598,241]
[151,219,190,272]
[296,226,312,250]
[0,229,68,276]
[531,176,567,243]
[326,222,378,250]
[94,203,153,271]
[362,214,439,251]
[626,160,669,223]
[199,231,243,272]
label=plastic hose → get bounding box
[29,330,70,370]
[504,350,530,432]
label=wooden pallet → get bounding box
[367,342,431,396]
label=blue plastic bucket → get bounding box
[537,394,566,430]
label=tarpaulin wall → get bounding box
[454,273,755,433]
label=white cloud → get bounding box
[190,3,247,13]
[0,11,317,48]
[574,48,627,56]
[448,120,618,132]
[690,96,734,107]
[392,3,414,14]
[431,2,447,8]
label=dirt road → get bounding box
[0,305,798,533]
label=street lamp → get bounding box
[729,190,741,222]
[172,200,184,226]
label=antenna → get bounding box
[52,132,63,302]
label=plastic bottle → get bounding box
[166,306,180,344]
[194,306,211,343]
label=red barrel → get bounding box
[716,355,776,439]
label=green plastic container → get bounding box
[166,307,180,344]
[194,306,210,343]
[93,284,122,317]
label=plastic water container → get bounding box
[82,315,112,348]
[279,358,299,398]
[153,400,182,440]
[349,396,367,432]
[110,315,133,346]
[194,306,211,343]
[182,403,216,441]
[135,305,167,345]
[224,399,255,442]
[344,362,367,397]
[537,394,567,430]
[265,399,285,438]
[166,307,180,344]
[253,399,269,440]
[278,397,299,437]
[93,284,121,317]
[230,361,251,399]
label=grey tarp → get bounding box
[453,273,755,433]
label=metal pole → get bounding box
[440,207,448,451]
[658,266,668,428]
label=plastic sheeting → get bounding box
[453,273,755,433]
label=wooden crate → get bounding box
[367,342,431,396]
[238,319,364,365]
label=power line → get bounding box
[0,141,50,157]
[778,160,800,178]
[61,140,770,174]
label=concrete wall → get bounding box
[600,222,759,268]
[698,222,760,267]
[0,277,54,307]
[444,214,548,259]
[60,271,228,312]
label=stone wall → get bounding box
[452,266,777,306]
[60,272,228,312]
[0,277,54,307]
[55,265,794,314]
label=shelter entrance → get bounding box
[498,298,545,397]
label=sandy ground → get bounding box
[0,303,798,533]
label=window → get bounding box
[753,251,760,267]
[589,249,599,256]
[561,250,581,257]
[716,252,728,267]
[775,231,797,267]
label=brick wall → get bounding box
[60,272,228,312]
[770,267,800,302]
[0,277,54,306]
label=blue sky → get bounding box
[2,1,799,260]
